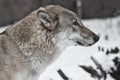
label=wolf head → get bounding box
[37,5,99,50]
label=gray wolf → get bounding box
[0,5,99,80]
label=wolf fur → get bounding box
[0,5,99,80]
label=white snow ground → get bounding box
[0,16,120,80]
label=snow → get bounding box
[39,16,120,80]
[0,25,10,33]
[0,16,120,80]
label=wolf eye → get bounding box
[73,21,79,26]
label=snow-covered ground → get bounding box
[0,25,9,33]
[39,16,120,80]
[0,16,120,80]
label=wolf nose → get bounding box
[93,34,99,42]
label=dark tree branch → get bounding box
[57,69,69,80]
[79,65,102,79]
[91,56,106,80]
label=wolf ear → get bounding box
[37,11,58,30]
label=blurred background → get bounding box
[0,0,120,26]
[0,0,120,80]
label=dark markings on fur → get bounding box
[0,36,8,71]
[1,39,7,54]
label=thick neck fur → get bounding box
[5,10,56,67]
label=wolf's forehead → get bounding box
[41,5,63,14]
[62,11,77,19]
[45,5,77,17]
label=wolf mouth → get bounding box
[70,39,84,46]
[75,40,93,46]
[76,41,84,46]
